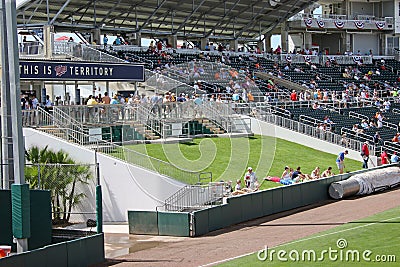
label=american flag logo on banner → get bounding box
[317,20,325,28]
[303,55,311,63]
[304,18,313,28]
[55,65,67,77]
[354,21,364,29]
[376,21,385,30]
[353,56,362,64]
[334,20,345,29]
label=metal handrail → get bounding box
[164,183,226,212]
[262,113,372,155]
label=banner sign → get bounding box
[19,60,145,81]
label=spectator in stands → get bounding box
[392,133,400,143]
[360,119,369,129]
[391,152,399,163]
[86,95,97,106]
[274,45,281,54]
[383,100,391,112]
[373,131,383,146]
[352,124,364,134]
[361,141,370,169]
[340,133,349,147]
[321,166,334,178]
[323,116,333,125]
[380,150,389,165]
[102,92,111,104]
[290,90,297,101]
[110,95,119,105]
[369,116,377,128]
[336,150,348,174]
[375,111,385,128]
[103,34,108,49]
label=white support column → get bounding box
[43,25,53,58]
[304,32,312,50]
[200,38,209,50]
[167,35,177,49]
[281,22,289,53]
[264,33,272,52]
[229,39,238,52]
[91,28,101,44]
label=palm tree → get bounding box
[25,146,93,224]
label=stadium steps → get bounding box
[197,119,225,134]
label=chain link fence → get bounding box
[23,163,99,226]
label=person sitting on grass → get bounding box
[321,166,334,177]
[281,166,292,180]
[291,166,311,182]
[232,180,260,195]
[244,167,257,190]
[310,166,321,179]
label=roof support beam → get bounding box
[49,0,72,25]
[205,0,241,38]
[25,0,44,25]
[155,9,171,32]
[16,0,41,15]
[100,0,122,24]
[234,4,271,38]
[171,0,207,35]
[137,0,167,32]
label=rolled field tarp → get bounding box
[329,167,400,200]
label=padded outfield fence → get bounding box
[128,164,394,237]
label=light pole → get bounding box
[0,0,30,253]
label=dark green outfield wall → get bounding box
[0,233,104,267]
[128,165,392,237]
[0,190,52,251]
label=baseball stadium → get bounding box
[0,0,400,266]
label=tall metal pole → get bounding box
[0,0,14,189]
[1,0,29,253]
[2,0,24,184]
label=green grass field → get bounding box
[218,205,400,266]
[120,135,362,189]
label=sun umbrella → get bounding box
[55,36,70,41]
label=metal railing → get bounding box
[261,113,371,155]
[321,55,373,65]
[53,41,126,63]
[19,41,44,56]
[163,182,226,212]
[349,110,399,131]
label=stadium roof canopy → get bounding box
[16,0,317,42]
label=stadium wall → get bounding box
[0,233,104,267]
[23,128,185,222]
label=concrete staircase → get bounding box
[129,122,160,140]
[37,125,68,140]
[197,119,225,134]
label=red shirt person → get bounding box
[361,141,370,168]
[380,150,389,165]
[290,90,297,101]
